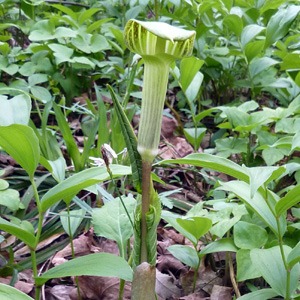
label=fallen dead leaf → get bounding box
[210,285,232,300]
[69,276,131,300]
[179,291,209,299]
[156,269,182,299]
[45,285,76,300]
[180,265,222,295]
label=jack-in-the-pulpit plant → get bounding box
[124,19,195,299]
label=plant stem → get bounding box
[228,252,241,298]
[154,0,158,21]
[67,205,82,300]
[140,160,152,263]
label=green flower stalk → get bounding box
[124,19,195,270]
[124,19,196,163]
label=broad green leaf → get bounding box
[292,130,300,151]
[262,148,285,166]
[35,253,133,286]
[249,57,278,78]
[210,205,246,238]
[177,217,212,245]
[219,181,286,236]
[223,14,243,36]
[183,127,206,150]
[265,6,300,49]
[0,124,40,179]
[241,24,265,48]
[251,246,299,297]
[40,165,131,212]
[234,221,268,249]
[245,40,265,62]
[157,153,249,182]
[87,18,114,33]
[0,283,34,300]
[195,107,219,123]
[0,217,36,249]
[200,238,238,254]
[260,0,287,14]
[244,166,286,198]
[78,8,101,25]
[31,86,52,103]
[0,179,8,190]
[287,241,300,269]
[60,209,86,237]
[51,4,77,20]
[180,57,204,93]
[167,245,199,268]
[108,85,142,192]
[48,44,74,65]
[236,249,261,282]
[0,189,20,211]
[39,156,66,182]
[237,288,278,300]
[0,90,31,126]
[185,71,203,103]
[92,197,136,258]
[276,184,300,216]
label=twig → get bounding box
[45,0,90,8]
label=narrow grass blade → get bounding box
[107,84,142,192]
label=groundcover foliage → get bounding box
[1,0,300,299]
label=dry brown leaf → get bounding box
[69,276,131,300]
[45,285,76,300]
[0,277,34,295]
[179,291,209,299]
[180,265,222,295]
[210,285,232,300]
[156,269,182,299]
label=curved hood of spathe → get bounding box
[124,19,196,59]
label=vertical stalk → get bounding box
[140,161,152,263]
[137,59,170,162]
[67,205,82,300]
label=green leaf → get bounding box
[0,189,20,211]
[78,8,101,25]
[0,179,8,190]
[0,90,31,126]
[241,24,265,48]
[223,14,243,36]
[249,57,278,78]
[51,4,77,20]
[92,197,136,258]
[180,57,204,93]
[0,124,40,179]
[167,245,199,268]
[183,127,206,150]
[200,238,238,254]
[264,6,300,49]
[287,241,300,269]
[108,85,142,192]
[244,166,286,198]
[219,181,285,236]
[40,165,131,212]
[177,217,212,245]
[0,217,36,249]
[0,283,34,300]
[34,253,133,286]
[251,246,300,297]
[30,86,52,103]
[237,288,278,300]
[157,153,249,182]
[236,249,261,282]
[292,130,300,151]
[60,209,85,237]
[234,221,268,249]
[53,103,82,172]
[275,184,300,216]
[262,147,285,166]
